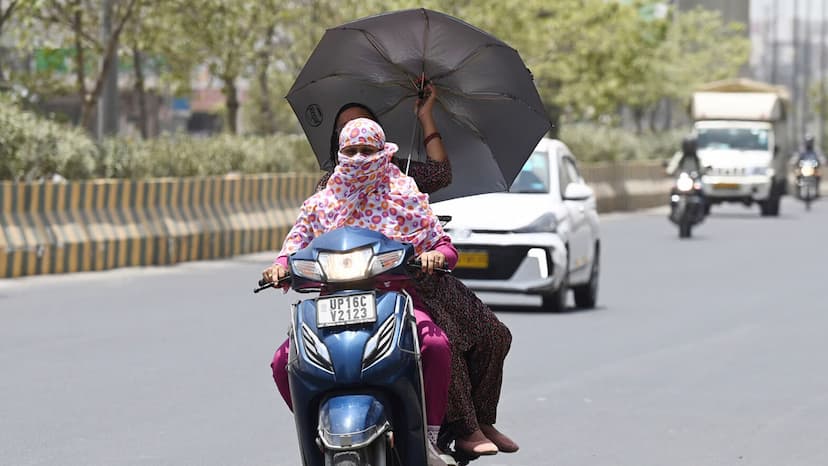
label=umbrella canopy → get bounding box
[286,8,551,202]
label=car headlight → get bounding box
[317,248,374,282]
[362,314,396,370]
[514,213,558,233]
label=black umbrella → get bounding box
[287,8,550,201]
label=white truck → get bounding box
[688,79,791,217]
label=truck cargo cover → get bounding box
[691,92,785,121]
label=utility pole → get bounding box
[792,0,800,143]
[770,0,779,84]
[97,0,119,140]
[821,0,827,149]
[804,0,812,137]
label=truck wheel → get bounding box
[760,183,782,217]
[760,196,780,217]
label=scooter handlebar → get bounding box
[408,260,452,275]
[253,274,292,294]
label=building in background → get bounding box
[678,0,750,29]
[751,0,827,148]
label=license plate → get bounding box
[316,293,377,328]
[713,183,740,190]
[456,251,489,269]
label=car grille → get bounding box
[709,167,747,176]
[452,245,534,280]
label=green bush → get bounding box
[2,97,689,180]
[0,95,98,181]
[559,124,685,163]
[1,97,320,181]
[94,133,319,179]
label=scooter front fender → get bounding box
[318,394,390,451]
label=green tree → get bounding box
[24,0,139,129]
[0,1,20,83]
[164,0,285,134]
[245,0,392,134]
[120,0,201,138]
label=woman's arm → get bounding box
[277,202,317,258]
[431,235,458,269]
[395,158,452,193]
[417,83,448,163]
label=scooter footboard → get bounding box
[318,394,390,451]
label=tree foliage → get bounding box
[2,0,751,145]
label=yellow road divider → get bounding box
[0,174,319,278]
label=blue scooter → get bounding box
[255,227,460,466]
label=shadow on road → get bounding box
[490,304,610,315]
[708,210,798,221]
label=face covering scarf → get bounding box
[279,118,446,257]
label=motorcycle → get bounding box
[254,226,466,466]
[795,159,820,211]
[669,172,707,239]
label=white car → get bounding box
[432,138,600,311]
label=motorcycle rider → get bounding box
[793,134,825,195]
[677,134,702,176]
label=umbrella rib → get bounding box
[336,26,416,81]
[421,8,430,79]
[287,72,409,95]
[429,43,517,81]
[438,85,550,122]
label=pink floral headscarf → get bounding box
[278,118,446,257]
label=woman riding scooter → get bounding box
[264,118,457,466]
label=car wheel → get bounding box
[573,245,599,309]
[542,257,569,312]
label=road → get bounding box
[2,198,827,466]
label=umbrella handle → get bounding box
[406,73,434,174]
[414,74,430,99]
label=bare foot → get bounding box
[480,424,519,453]
[454,429,498,456]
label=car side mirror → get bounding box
[437,215,452,227]
[563,183,592,201]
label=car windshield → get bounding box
[509,151,550,193]
[697,128,770,151]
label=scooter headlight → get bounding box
[676,174,694,192]
[291,260,323,281]
[317,248,374,282]
[801,165,816,177]
[369,250,405,275]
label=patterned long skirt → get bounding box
[415,274,512,436]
